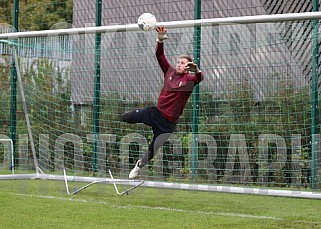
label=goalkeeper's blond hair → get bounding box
[178,54,192,62]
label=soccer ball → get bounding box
[138,13,157,31]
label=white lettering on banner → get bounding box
[223,134,251,184]
[54,133,84,171]
[258,134,287,184]
[87,134,117,175]
[119,133,148,176]
[1,133,317,186]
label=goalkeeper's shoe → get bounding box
[129,160,141,179]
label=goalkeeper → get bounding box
[122,26,204,178]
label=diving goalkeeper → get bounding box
[122,26,204,178]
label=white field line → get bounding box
[16,193,280,220]
[13,193,321,225]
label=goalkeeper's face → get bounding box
[176,58,189,74]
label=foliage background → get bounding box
[0,0,73,30]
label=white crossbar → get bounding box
[0,12,320,39]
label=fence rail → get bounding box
[0,27,72,61]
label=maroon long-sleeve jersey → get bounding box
[155,42,204,122]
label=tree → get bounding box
[0,0,12,24]
[0,0,73,30]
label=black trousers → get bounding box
[121,107,177,167]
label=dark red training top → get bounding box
[155,42,204,122]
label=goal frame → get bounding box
[0,11,321,198]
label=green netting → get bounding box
[0,0,320,191]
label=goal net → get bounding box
[0,12,321,198]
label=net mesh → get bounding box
[0,0,320,191]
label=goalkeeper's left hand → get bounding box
[185,62,201,74]
[156,26,168,42]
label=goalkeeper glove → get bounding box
[156,26,168,43]
[185,62,201,74]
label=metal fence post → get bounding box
[191,0,202,178]
[92,0,102,173]
[311,0,320,189]
[9,0,19,160]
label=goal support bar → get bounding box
[6,42,40,174]
[63,168,144,196]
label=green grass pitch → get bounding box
[0,180,321,228]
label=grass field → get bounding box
[0,179,321,228]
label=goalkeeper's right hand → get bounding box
[156,26,168,43]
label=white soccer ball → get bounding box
[138,13,157,31]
